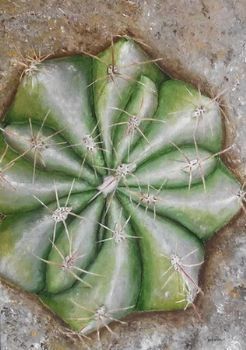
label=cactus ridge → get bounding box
[0,38,242,339]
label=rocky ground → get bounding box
[0,1,245,349]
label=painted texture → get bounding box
[0,38,242,341]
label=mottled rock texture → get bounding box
[0,1,245,349]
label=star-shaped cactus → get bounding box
[0,38,242,338]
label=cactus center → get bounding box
[97,175,118,197]
[98,163,136,197]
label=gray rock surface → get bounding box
[0,0,245,349]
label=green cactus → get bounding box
[0,38,242,337]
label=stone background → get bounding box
[0,1,245,349]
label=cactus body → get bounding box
[0,38,241,335]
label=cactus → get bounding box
[0,38,242,338]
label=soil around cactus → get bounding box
[0,1,245,348]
